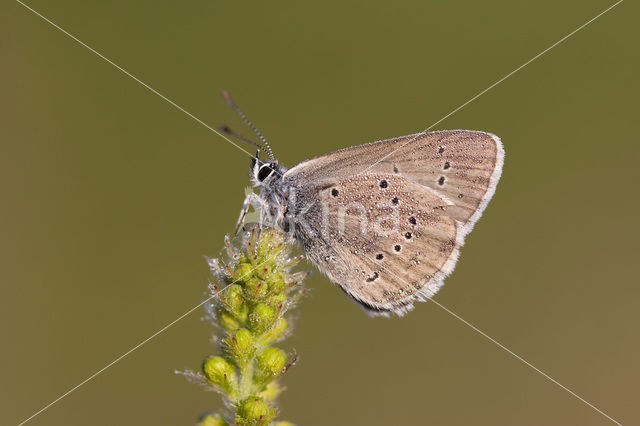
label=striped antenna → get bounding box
[221,90,275,162]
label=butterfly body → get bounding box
[242,130,504,316]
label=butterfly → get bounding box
[222,92,504,316]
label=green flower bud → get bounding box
[254,263,273,281]
[202,356,237,394]
[236,397,276,426]
[267,271,286,292]
[265,292,286,309]
[249,303,276,334]
[237,304,250,323]
[260,317,288,346]
[234,263,254,282]
[225,328,255,366]
[244,278,268,302]
[274,422,295,426]
[224,284,244,313]
[256,232,279,259]
[218,309,241,331]
[256,347,287,383]
[198,412,228,426]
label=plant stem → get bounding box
[239,361,255,400]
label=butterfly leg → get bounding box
[235,191,264,234]
[235,194,252,234]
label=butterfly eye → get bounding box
[257,164,274,182]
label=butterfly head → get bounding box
[250,154,282,187]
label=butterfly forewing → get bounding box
[284,130,503,232]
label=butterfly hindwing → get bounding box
[291,173,460,315]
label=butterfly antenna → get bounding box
[222,90,275,162]
[219,125,265,152]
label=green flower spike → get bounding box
[179,226,306,425]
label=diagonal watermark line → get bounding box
[423,0,623,132]
[427,298,622,425]
[352,248,622,424]
[359,0,624,176]
[17,299,210,426]
[16,252,280,426]
[15,0,254,160]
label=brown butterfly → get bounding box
[223,92,504,316]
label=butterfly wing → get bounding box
[284,130,504,234]
[284,130,503,315]
[290,173,460,315]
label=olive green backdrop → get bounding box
[2,1,638,425]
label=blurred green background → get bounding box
[2,0,638,425]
